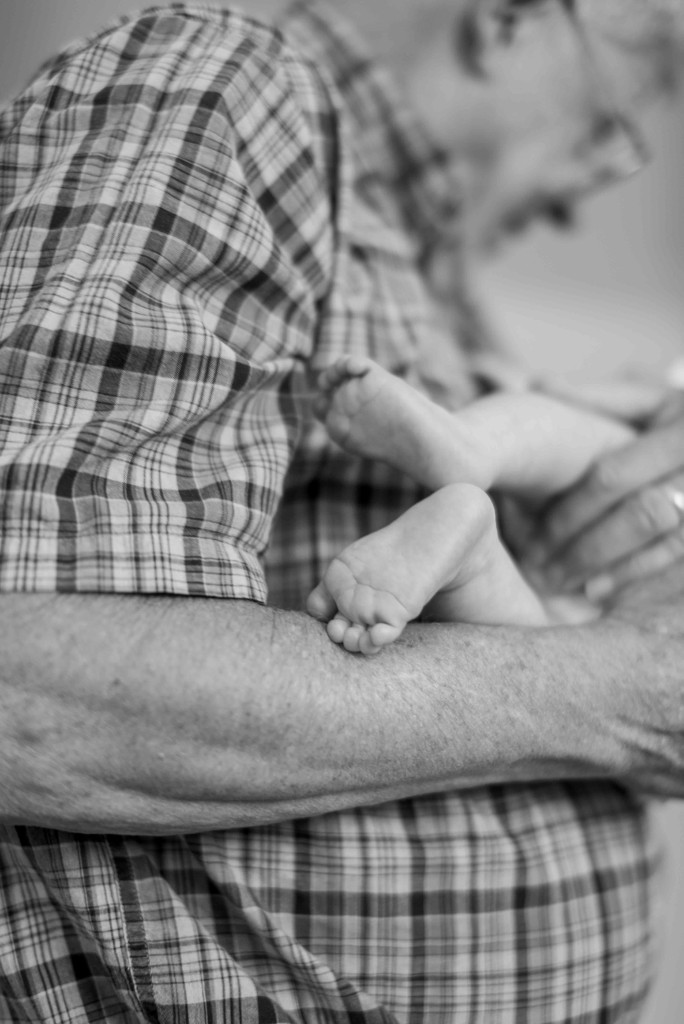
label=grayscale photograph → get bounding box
[1,2,683,1022]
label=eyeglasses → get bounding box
[559,0,651,180]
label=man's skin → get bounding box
[1,573,684,835]
[2,0,684,836]
[537,393,684,594]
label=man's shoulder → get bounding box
[0,2,341,273]
[2,3,339,148]
[24,5,291,85]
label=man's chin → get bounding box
[467,196,578,256]
[506,196,577,234]
[480,198,578,253]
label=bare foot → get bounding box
[316,356,634,502]
[315,356,489,491]
[306,483,549,655]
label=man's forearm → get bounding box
[1,589,682,835]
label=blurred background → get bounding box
[1,4,682,1022]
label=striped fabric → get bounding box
[0,3,660,1022]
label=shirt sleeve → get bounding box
[0,9,335,599]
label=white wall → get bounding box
[1,5,683,1022]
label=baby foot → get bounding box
[306,483,534,655]
[307,552,413,656]
[315,355,484,491]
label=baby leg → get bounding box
[306,483,550,655]
[316,356,633,501]
[452,390,634,499]
[315,355,494,491]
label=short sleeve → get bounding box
[0,8,334,598]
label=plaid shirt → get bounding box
[0,3,660,1022]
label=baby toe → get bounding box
[319,358,350,391]
[327,615,351,644]
[358,630,382,656]
[342,623,364,654]
[306,582,337,621]
[369,622,404,648]
[344,355,372,378]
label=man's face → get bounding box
[459,0,663,252]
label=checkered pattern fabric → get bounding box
[0,3,660,1022]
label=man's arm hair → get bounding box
[2,581,683,835]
